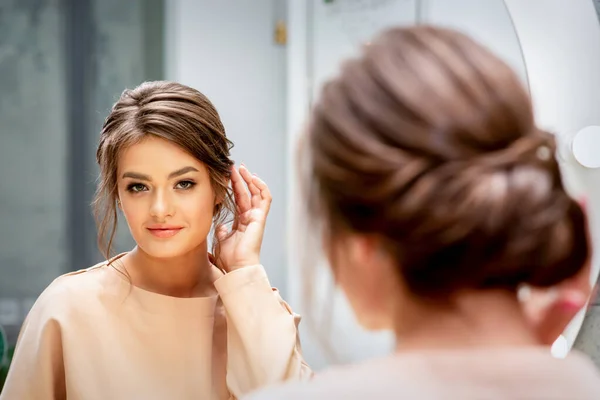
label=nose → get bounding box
[149,189,174,220]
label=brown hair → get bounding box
[94,81,235,260]
[303,26,589,299]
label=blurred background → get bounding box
[1,0,600,384]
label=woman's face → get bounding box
[117,136,217,259]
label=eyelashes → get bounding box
[175,180,196,190]
[126,183,147,193]
[125,180,197,193]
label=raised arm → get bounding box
[213,165,312,398]
[215,265,312,397]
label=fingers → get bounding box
[231,165,251,214]
[534,211,594,343]
[239,165,259,196]
[534,289,587,345]
[252,174,272,214]
[239,165,272,213]
[215,224,229,242]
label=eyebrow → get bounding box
[121,166,199,181]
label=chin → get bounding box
[137,239,197,259]
[140,246,186,259]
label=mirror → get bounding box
[289,0,600,367]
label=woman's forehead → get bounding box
[117,136,207,176]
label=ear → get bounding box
[213,187,228,216]
[214,175,232,206]
[345,235,397,286]
[347,235,381,266]
[214,190,225,207]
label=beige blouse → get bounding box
[245,347,600,399]
[0,257,312,399]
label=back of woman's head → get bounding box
[305,26,588,299]
[94,81,235,259]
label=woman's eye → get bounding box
[127,183,147,193]
[176,180,196,190]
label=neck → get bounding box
[122,243,220,298]
[394,290,539,352]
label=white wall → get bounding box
[423,0,528,87]
[164,0,288,291]
[287,0,600,368]
[309,0,419,101]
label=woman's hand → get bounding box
[523,196,593,346]
[522,259,594,346]
[522,283,591,346]
[216,165,272,272]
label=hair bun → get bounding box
[306,26,590,298]
[393,134,589,296]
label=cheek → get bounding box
[181,193,215,230]
[119,195,144,228]
[119,200,149,245]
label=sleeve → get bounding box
[0,290,66,400]
[214,265,313,398]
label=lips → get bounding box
[146,226,183,238]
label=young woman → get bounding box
[246,26,600,399]
[1,81,311,399]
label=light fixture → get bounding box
[572,126,600,168]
